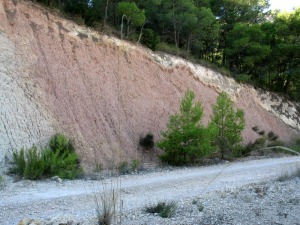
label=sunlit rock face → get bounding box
[0,0,299,170]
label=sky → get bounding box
[269,0,300,12]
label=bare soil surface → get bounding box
[1,156,300,224]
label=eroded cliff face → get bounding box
[0,0,299,170]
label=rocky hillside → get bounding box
[0,0,299,170]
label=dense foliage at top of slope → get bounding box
[32,0,300,101]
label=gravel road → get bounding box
[1,156,300,224]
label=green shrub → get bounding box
[118,161,129,174]
[141,28,160,50]
[157,90,217,166]
[139,133,154,150]
[24,146,45,180]
[9,148,26,177]
[145,201,176,218]
[94,163,103,172]
[9,146,44,180]
[42,147,81,179]
[8,134,82,180]
[236,74,251,83]
[296,138,300,146]
[131,159,139,171]
[49,133,75,154]
[291,145,300,153]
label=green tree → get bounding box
[157,90,217,165]
[262,9,300,99]
[210,0,270,65]
[159,0,197,48]
[210,92,245,158]
[225,23,271,77]
[189,7,220,61]
[116,2,146,38]
[141,28,160,50]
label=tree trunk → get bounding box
[172,2,178,48]
[126,18,130,38]
[120,14,126,39]
[102,0,109,32]
[138,21,148,44]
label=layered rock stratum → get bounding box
[0,0,299,170]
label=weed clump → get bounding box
[131,159,139,171]
[145,201,176,218]
[277,168,300,182]
[192,199,204,211]
[118,161,129,174]
[8,133,82,180]
[94,189,117,225]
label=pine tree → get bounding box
[157,90,217,165]
[211,91,245,158]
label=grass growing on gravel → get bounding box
[0,175,4,190]
[277,167,300,182]
[94,189,117,225]
[8,134,82,180]
[145,201,177,218]
[192,199,204,212]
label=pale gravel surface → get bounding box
[0,156,300,224]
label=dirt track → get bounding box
[1,156,300,224]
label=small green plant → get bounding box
[192,199,204,212]
[9,146,44,180]
[94,163,103,172]
[49,133,75,155]
[118,161,129,174]
[8,134,82,180]
[9,148,26,177]
[24,146,45,180]
[131,159,139,172]
[145,201,176,218]
[296,138,300,146]
[0,175,4,190]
